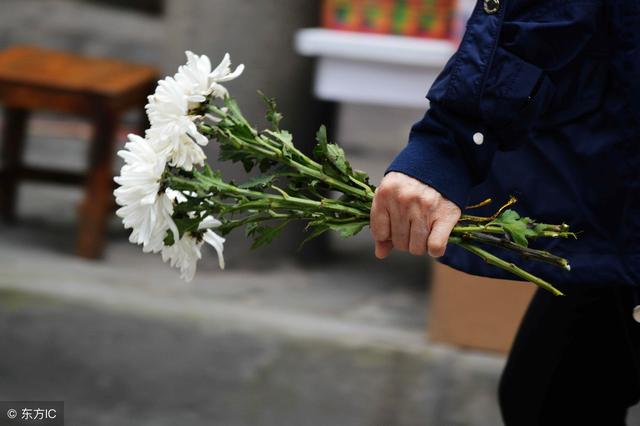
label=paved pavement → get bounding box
[3,169,638,425]
[0,286,500,426]
[0,199,506,426]
[0,113,509,425]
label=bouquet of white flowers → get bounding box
[114,52,575,296]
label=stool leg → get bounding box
[76,109,119,259]
[0,107,30,223]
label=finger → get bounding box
[370,197,391,242]
[375,240,393,259]
[427,217,457,258]
[409,217,430,256]
[390,204,410,251]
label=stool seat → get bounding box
[0,45,157,96]
[0,46,158,114]
[0,46,159,258]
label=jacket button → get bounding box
[634,306,640,323]
[484,0,500,14]
[473,132,484,145]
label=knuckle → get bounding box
[419,195,435,210]
[398,191,420,205]
[377,184,391,197]
[442,200,460,213]
[396,192,411,205]
[422,188,440,204]
[428,191,441,206]
[451,206,462,220]
[435,202,456,218]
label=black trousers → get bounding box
[499,284,640,425]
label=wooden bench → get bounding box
[0,46,158,258]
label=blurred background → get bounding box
[0,1,637,425]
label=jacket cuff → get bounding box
[385,108,476,210]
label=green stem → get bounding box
[218,212,293,234]
[449,237,564,296]
[460,232,570,270]
[282,157,372,201]
[198,122,373,202]
[171,174,369,218]
[452,225,504,234]
[452,225,573,239]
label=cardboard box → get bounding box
[428,262,536,353]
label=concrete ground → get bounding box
[0,183,504,426]
[0,113,511,425]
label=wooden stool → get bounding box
[0,46,158,258]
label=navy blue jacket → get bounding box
[387,0,640,289]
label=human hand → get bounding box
[370,172,461,259]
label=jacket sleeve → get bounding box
[386,0,602,209]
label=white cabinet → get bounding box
[295,28,455,109]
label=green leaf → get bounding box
[241,158,255,173]
[489,209,537,247]
[298,223,330,250]
[218,143,252,166]
[259,91,283,130]
[279,131,294,158]
[245,222,259,238]
[316,125,328,146]
[312,125,355,183]
[250,220,291,249]
[352,169,370,184]
[193,169,226,193]
[224,98,245,122]
[202,164,215,178]
[264,129,294,159]
[173,216,202,238]
[259,158,276,173]
[329,222,367,238]
[313,127,327,159]
[239,174,277,190]
[325,143,351,176]
[163,229,175,246]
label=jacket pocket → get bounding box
[537,54,609,127]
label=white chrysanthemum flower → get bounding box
[203,229,226,269]
[165,188,188,204]
[146,76,209,171]
[175,51,244,103]
[160,215,226,281]
[199,216,226,270]
[119,51,239,280]
[161,234,203,282]
[114,134,178,253]
[145,52,243,171]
